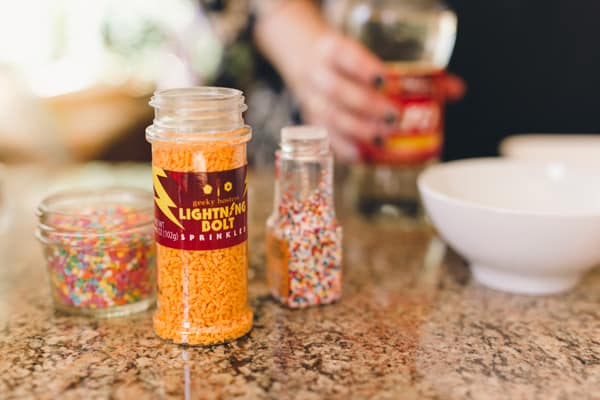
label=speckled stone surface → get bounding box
[1,164,600,400]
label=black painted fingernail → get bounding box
[373,74,385,89]
[373,136,384,148]
[384,112,397,125]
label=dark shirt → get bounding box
[445,0,600,160]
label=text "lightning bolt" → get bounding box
[152,167,184,229]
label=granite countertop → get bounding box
[1,164,599,400]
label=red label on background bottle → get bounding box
[360,65,445,165]
[152,165,248,251]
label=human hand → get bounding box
[290,32,465,162]
[287,31,394,162]
[253,1,464,162]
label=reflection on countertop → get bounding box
[0,164,599,399]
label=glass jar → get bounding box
[36,187,156,317]
[342,0,457,221]
[266,126,343,308]
[146,87,253,345]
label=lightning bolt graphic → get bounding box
[152,167,184,229]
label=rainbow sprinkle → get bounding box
[267,172,342,308]
[42,205,155,310]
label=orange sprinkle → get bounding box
[152,133,253,345]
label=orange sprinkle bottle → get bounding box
[146,87,253,345]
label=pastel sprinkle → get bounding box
[44,205,155,309]
[267,169,342,308]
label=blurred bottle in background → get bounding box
[341,0,456,224]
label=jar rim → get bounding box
[146,86,251,143]
[36,187,154,243]
[149,86,247,112]
[152,87,243,101]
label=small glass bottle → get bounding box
[342,0,457,222]
[146,87,253,345]
[266,126,343,308]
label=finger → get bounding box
[318,32,386,88]
[301,93,379,144]
[329,131,360,163]
[310,64,398,121]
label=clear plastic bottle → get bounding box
[266,126,343,308]
[342,0,457,222]
[146,87,253,345]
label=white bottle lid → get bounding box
[281,125,328,142]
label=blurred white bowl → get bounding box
[418,158,600,295]
[500,134,600,165]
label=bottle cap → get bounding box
[281,126,328,142]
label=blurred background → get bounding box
[1,0,599,165]
[0,0,219,163]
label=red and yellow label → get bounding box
[152,165,248,251]
[360,64,445,165]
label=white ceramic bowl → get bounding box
[500,134,600,165]
[418,158,600,295]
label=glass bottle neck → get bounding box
[273,151,334,211]
[146,87,250,143]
